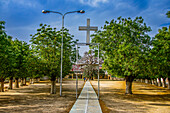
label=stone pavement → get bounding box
[69,80,102,113]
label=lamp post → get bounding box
[42,10,85,96]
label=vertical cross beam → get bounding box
[87,19,90,43]
[79,19,98,43]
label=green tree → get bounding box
[12,39,30,87]
[152,26,170,89]
[92,16,152,94]
[30,24,75,94]
[0,21,13,91]
[27,48,44,84]
[7,37,17,89]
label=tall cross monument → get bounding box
[79,18,98,43]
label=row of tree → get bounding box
[1,14,169,94]
[91,16,169,94]
[0,22,77,94]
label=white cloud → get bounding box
[115,2,132,9]
[79,0,108,7]
[0,0,41,8]
[13,0,38,8]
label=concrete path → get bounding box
[69,80,102,113]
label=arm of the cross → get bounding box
[79,26,98,31]
[79,26,87,30]
[89,27,98,31]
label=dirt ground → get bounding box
[0,79,84,113]
[91,79,170,113]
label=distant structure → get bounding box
[79,18,98,43]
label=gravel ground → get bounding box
[0,79,84,113]
[91,80,170,113]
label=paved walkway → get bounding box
[69,80,102,113]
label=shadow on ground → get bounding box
[91,80,170,113]
[0,80,84,113]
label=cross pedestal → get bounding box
[79,19,98,43]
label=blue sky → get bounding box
[0,0,170,44]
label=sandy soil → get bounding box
[91,79,170,113]
[0,79,84,113]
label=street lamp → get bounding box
[42,10,85,96]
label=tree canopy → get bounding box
[92,16,152,94]
[166,11,170,18]
[151,26,170,79]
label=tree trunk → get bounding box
[33,78,36,83]
[151,79,154,85]
[168,78,170,90]
[125,76,134,94]
[145,79,148,84]
[57,78,60,83]
[158,78,162,87]
[51,80,56,94]
[30,78,34,84]
[140,79,143,82]
[32,78,34,84]
[91,74,93,80]
[36,78,38,82]
[155,79,158,86]
[23,77,26,85]
[15,78,19,88]
[20,78,24,86]
[162,78,166,88]
[0,78,5,92]
[9,77,13,89]
[50,76,56,94]
[30,78,32,84]
[148,79,151,84]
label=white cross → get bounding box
[79,18,98,43]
